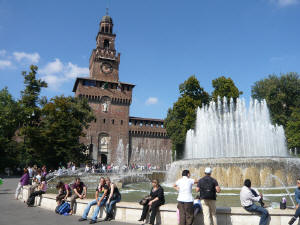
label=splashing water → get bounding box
[185,97,287,159]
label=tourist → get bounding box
[104,177,121,221]
[174,170,197,225]
[27,176,47,206]
[193,195,202,216]
[78,177,108,223]
[41,165,47,177]
[56,181,72,205]
[288,178,300,224]
[240,179,269,225]
[70,177,87,215]
[138,179,165,225]
[196,167,221,225]
[15,168,29,200]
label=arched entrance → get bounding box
[98,133,110,164]
[101,154,107,165]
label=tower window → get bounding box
[103,119,106,124]
[112,119,115,124]
[104,39,109,49]
[121,120,123,125]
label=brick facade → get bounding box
[73,13,172,168]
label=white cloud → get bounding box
[13,51,40,64]
[40,58,63,75]
[145,97,158,105]
[65,62,89,79]
[270,0,299,7]
[40,58,89,90]
[0,60,12,69]
[0,49,6,57]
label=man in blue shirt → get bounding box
[288,178,300,224]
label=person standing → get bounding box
[174,170,197,225]
[138,179,165,225]
[70,177,87,215]
[15,168,29,200]
[288,178,300,224]
[240,179,269,225]
[196,167,221,225]
[105,177,122,221]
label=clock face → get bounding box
[101,62,113,74]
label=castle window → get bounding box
[104,39,109,49]
[112,119,115,124]
[121,120,123,125]
[83,80,96,87]
[103,119,106,124]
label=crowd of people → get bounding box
[14,165,300,225]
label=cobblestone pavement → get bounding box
[0,178,138,225]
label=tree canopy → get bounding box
[212,76,243,102]
[0,88,22,171]
[165,75,209,159]
[251,72,300,149]
[0,65,95,172]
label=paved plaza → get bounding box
[0,178,137,225]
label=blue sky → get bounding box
[0,0,299,119]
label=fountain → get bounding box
[167,97,300,187]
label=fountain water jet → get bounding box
[166,97,300,188]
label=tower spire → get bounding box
[106,7,109,16]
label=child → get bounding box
[194,195,202,216]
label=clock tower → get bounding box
[89,13,120,82]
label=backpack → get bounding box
[55,201,65,214]
[200,178,216,200]
[58,202,70,215]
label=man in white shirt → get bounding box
[240,179,269,225]
[173,170,197,225]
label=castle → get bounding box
[72,13,172,169]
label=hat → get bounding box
[205,167,212,174]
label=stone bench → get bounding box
[18,186,300,225]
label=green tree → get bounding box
[165,76,210,159]
[251,73,300,127]
[0,88,22,171]
[19,65,48,166]
[251,72,300,149]
[36,96,95,168]
[286,107,300,150]
[212,76,243,102]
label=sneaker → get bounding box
[89,220,97,224]
[288,217,297,225]
[78,218,87,221]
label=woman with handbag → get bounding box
[138,179,165,225]
[104,177,121,221]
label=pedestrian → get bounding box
[196,167,221,225]
[105,177,122,221]
[41,165,47,177]
[27,176,47,206]
[288,178,300,224]
[174,170,197,225]
[70,177,87,215]
[78,177,108,224]
[240,179,269,225]
[15,168,29,200]
[138,179,165,225]
[193,195,202,216]
[56,181,72,205]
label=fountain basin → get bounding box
[166,157,300,187]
